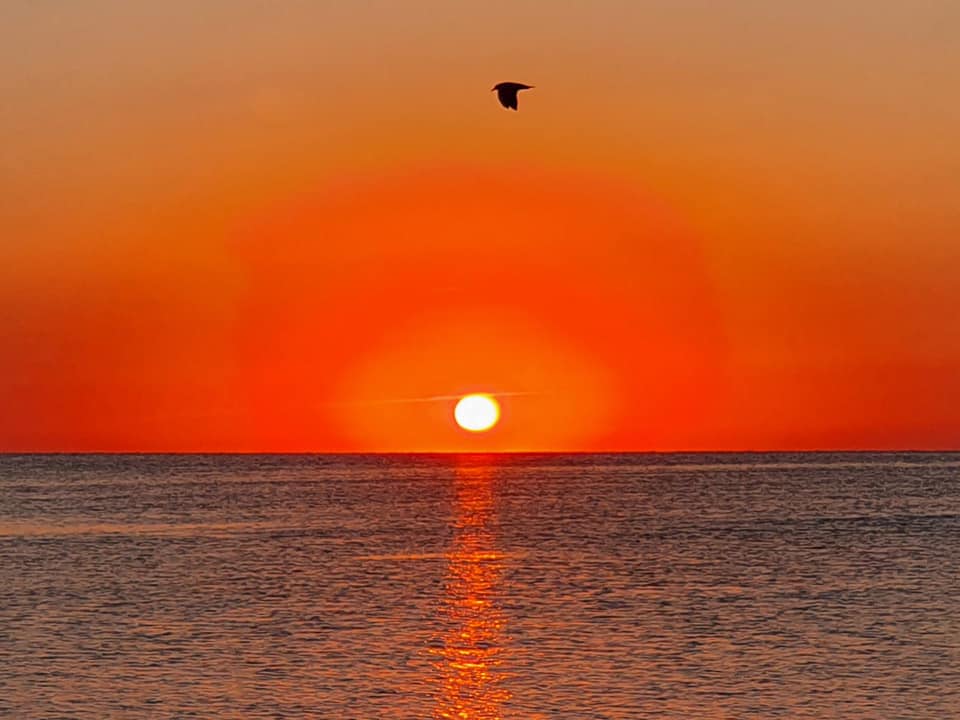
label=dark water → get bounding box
[1,453,959,719]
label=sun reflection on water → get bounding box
[432,462,511,720]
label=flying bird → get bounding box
[492,82,534,111]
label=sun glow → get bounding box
[454,394,500,432]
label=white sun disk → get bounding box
[454,394,500,432]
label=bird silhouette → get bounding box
[492,82,534,111]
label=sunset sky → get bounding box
[2,1,958,451]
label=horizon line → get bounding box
[2,448,958,456]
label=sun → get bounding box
[454,394,500,432]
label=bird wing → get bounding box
[497,87,518,110]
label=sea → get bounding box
[1,452,958,719]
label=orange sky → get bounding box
[2,1,958,451]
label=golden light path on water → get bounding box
[432,462,510,720]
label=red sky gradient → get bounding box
[2,2,958,451]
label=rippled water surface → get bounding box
[2,453,959,718]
